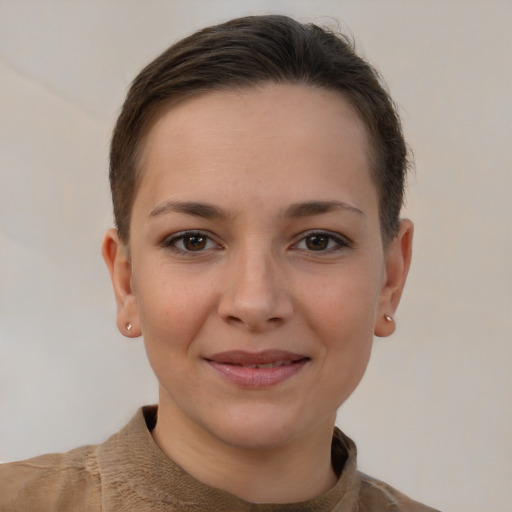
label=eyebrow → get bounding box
[283,200,365,218]
[149,199,364,220]
[149,201,228,219]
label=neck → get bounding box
[151,395,338,503]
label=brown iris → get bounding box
[305,235,329,250]
[183,234,207,251]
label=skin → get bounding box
[103,83,413,503]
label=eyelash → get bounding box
[292,231,352,253]
[161,230,351,255]
[161,231,221,254]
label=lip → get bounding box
[205,350,310,388]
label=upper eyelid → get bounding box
[161,230,220,247]
[292,230,352,246]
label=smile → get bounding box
[205,350,310,388]
[233,360,295,369]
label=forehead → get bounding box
[135,83,377,217]
[143,84,369,154]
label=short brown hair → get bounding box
[110,14,408,244]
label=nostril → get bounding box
[223,314,284,331]
[224,314,257,328]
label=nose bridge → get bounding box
[218,239,293,330]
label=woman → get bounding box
[1,15,440,511]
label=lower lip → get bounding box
[206,359,309,388]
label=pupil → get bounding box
[306,235,328,250]
[185,235,206,251]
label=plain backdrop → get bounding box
[1,1,511,511]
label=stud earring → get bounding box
[384,315,393,322]
[126,323,132,331]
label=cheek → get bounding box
[137,285,209,389]
[134,266,216,353]
[300,261,383,334]
[307,275,377,402]
[298,262,381,396]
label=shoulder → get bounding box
[331,428,441,512]
[0,444,102,512]
[358,472,442,512]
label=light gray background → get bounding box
[1,1,511,511]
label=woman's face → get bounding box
[105,83,411,449]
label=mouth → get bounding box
[204,350,310,388]
[227,360,297,369]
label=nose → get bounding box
[217,246,294,332]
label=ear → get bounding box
[102,229,141,338]
[374,219,414,338]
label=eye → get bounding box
[162,231,219,253]
[294,231,350,252]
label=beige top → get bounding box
[0,406,440,511]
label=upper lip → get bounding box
[205,350,309,365]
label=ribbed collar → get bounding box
[96,406,361,511]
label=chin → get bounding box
[204,405,322,452]
[215,424,298,451]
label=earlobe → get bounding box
[102,229,141,338]
[374,219,414,338]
